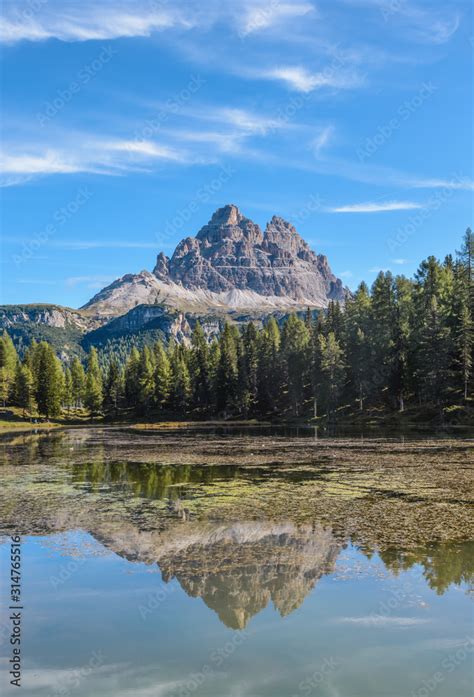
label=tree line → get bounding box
[0,230,472,422]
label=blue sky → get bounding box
[0,0,472,308]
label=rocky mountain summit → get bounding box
[1,204,347,354]
[84,204,345,316]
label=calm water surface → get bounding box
[0,427,472,696]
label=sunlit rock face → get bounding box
[154,204,345,305]
[83,204,346,318]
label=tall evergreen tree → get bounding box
[216,323,239,414]
[33,342,64,418]
[104,358,123,415]
[257,317,281,415]
[14,364,34,417]
[84,347,103,416]
[0,331,19,405]
[190,322,211,410]
[281,314,310,416]
[70,357,86,410]
[154,342,172,408]
[170,344,191,413]
[318,332,345,417]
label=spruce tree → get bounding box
[190,322,211,410]
[33,342,64,418]
[84,347,103,416]
[154,342,172,408]
[170,345,191,413]
[216,323,239,414]
[70,357,86,410]
[137,346,155,414]
[14,364,34,417]
[281,314,310,416]
[0,331,19,405]
[63,367,73,413]
[319,332,345,417]
[257,317,281,415]
[104,358,123,416]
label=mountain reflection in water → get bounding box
[0,428,472,630]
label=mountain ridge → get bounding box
[1,204,347,355]
[83,203,346,316]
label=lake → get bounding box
[0,427,473,696]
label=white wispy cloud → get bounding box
[335,615,429,627]
[311,126,335,157]
[0,136,197,184]
[0,3,192,44]
[239,2,314,36]
[338,270,354,278]
[65,275,116,289]
[0,151,81,175]
[327,201,424,213]
[408,177,474,191]
[55,241,158,250]
[391,258,409,265]
[345,1,460,45]
[216,108,283,135]
[104,140,186,161]
[254,65,363,92]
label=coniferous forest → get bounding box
[1,231,472,425]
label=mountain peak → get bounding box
[209,203,243,226]
[89,204,347,316]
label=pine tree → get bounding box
[391,276,414,411]
[343,282,372,410]
[416,296,451,405]
[14,364,34,417]
[70,357,86,410]
[137,346,155,414]
[257,317,281,415]
[370,271,396,402]
[170,345,191,413]
[124,347,140,408]
[84,347,103,416]
[457,303,473,401]
[154,342,172,408]
[281,314,310,416]
[63,367,73,413]
[33,342,64,418]
[319,332,345,417]
[239,323,259,416]
[104,358,123,415]
[190,322,211,410]
[216,323,239,414]
[0,331,19,405]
